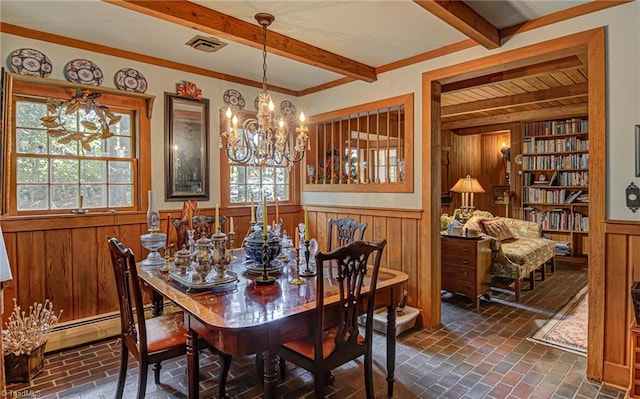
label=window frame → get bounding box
[303,93,414,193]
[218,108,300,208]
[2,73,154,216]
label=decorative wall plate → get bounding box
[254,95,260,110]
[114,68,147,93]
[223,89,245,109]
[280,100,297,119]
[64,59,103,86]
[7,48,52,77]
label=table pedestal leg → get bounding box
[386,304,397,396]
[262,351,279,399]
[187,328,199,399]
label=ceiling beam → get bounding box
[441,55,584,93]
[413,0,500,50]
[442,83,588,117]
[441,103,588,130]
[452,124,516,136]
[103,0,377,83]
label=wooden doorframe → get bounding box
[419,27,606,381]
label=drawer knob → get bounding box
[462,247,469,252]
[462,259,469,264]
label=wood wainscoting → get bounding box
[602,220,640,389]
[305,205,422,317]
[0,207,302,351]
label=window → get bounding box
[220,109,297,206]
[14,97,135,212]
[4,74,152,216]
[304,93,413,193]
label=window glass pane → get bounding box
[109,161,132,183]
[51,184,79,209]
[106,136,131,158]
[230,165,244,184]
[51,159,79,183]
[50,136,78,156]
[81,160,107,183]
[17,129,48,154]
[275,167,286,184]
[230,185,244,203]
[109,185,133,207]
[111,113,131,135]
[247,167,261,185]
[82,184,107,208]
[17,185,48,210]
[17,157,48,183]
[276,184,287,201]
[16,101,46,127]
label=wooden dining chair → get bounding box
[279,239,387,398]
[106,237,231,399]
[172,215,228,249]
[327,217,367,250]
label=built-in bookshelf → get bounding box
[521,117,589,262]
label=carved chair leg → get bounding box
[116,343,128,399]
[153,362,161,384]
[218,352,231,399]
[540,264,546,281]
[138,360,149,399]
[550,257,556,273]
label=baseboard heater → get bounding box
[45,302,179,353]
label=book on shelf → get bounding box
[548,171,558,186]
[565,190,583,204]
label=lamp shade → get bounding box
[450,175,486,194]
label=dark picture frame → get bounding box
[636,125,640,177]
[492,185,511,205]
[164,92,210,201]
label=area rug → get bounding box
[528,285,588,356]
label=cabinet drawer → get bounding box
[442,252,477,268]
[442,239,478,255]
[442,267,475,296]
[442,263,475,283]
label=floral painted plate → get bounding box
[223,89,245,109]
[64,59,103,86]
[280,100,297,119]
[114,68,147,93]
[7,48,52,77]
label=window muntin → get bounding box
[13,97,135,213]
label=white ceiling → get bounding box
[0,0,593,93]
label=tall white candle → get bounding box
[229,217,234,234]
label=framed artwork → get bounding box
[492,185,510,205]
[636,125,640,177]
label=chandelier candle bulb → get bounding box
[275,197,279,222]
[229,217,234,234]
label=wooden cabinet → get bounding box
[441,236,492,311]
[520,118,589,262]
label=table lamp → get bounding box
[450,175,485,222]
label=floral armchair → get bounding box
[464,215,555,302]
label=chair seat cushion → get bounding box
[282,328,364,360]
[145,312,187,353]
[491,238,555,279]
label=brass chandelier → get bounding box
[221,13,309,168]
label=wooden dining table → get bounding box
[137,248,409,399]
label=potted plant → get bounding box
[3,299,62,382]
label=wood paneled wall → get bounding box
[601,221,640,389]
[442,130,511,216]
[305,206,421,312]
[0,206,302,326]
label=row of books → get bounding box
[523,154,589,170]
[522,171,589,187]
[523,118,589,137]
[522,136,588,154]
[522,208,589,232]
[522,188,586,204]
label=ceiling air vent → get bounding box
[186,35,227,53]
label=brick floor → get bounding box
[6,262,626,398]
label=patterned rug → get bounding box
[528,285,588,356]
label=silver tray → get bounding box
[243,259,285,275]
[168,269,238,292]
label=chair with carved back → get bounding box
[106,237,231,399]
[327,217,367,250]
[279,239,387,398]
[172,215,228,250]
